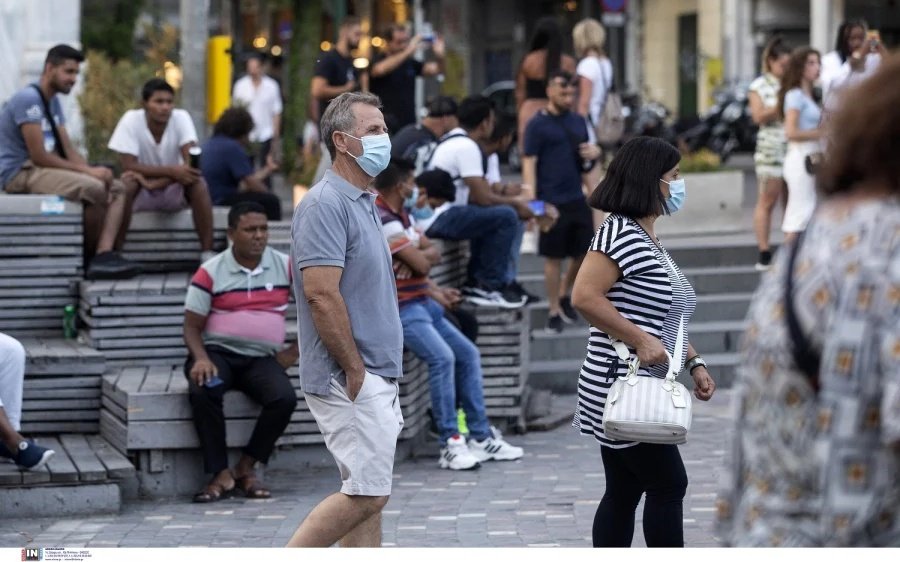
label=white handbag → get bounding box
[601,317,692,444]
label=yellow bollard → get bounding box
[207,35,232,124]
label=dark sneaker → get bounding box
[559,295,578,324]
[500,285,528,307]
[508,280,541,304]
[0,443,13,461]
[12,441,55,471]
[755,250,773,272]
[545,314,564,334]
[461,285,525,309]
[86,251,140,280]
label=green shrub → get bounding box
[679,148,722,173]
[79,51,152,166]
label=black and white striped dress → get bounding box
[573,214,697,448]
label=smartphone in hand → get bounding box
[867,29,881,50]
[528,200,546,216]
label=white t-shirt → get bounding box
[820,50,881,112]
[232,75,283,143]
[576,55,614,126]
[108,108,198,166]
[426,127,484,208]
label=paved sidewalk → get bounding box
[0,391,733,548]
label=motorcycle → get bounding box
[620,91,679,146]
[678,82,758,163]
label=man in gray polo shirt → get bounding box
[287,92,402,548]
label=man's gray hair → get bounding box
[320,92,382,160]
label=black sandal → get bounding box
[235,473,272,499]
[192,480,235,503]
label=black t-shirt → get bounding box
[390,123,436,161]
[370,54,423,132]
[314,49,359,119]
[523,110,590,205]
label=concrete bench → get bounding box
[99,356,431,497]
[19,338,106,434]
[1,337,135,518]
[0,194,83,338]
[121,208,230,272]
[0,433,135,518]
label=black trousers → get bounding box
[593,442,688,547]
[185,346,297,474]
[255,139,273,189]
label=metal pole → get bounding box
[180,0,210,136]
[414,0,425,120]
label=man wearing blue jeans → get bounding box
[425,96,537,309]
[375,160,524,470]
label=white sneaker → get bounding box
[468,426,524,462]
[439,435,481,470]
[461,285,525,309]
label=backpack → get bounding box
[395,127,438,175]
[421,132,486,178]
[594,61,625,146]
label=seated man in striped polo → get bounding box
[183,201,299,503]
[375,161,524,471]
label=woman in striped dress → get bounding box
[571,137,717,547]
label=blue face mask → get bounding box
[343,132,392,177]
[662,178,686,214]
[411,204,435,221]
[404,186,419,210]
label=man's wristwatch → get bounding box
[684,355,707,375]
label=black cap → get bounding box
[426,96,458,118]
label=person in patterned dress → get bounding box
[717,53,900,547]
[748,36,792,271]
[571,136,717,547]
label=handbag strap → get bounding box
[597,57,615,119]
[30,85,67,159]
[784,231,821,391]
[611,315,683,382]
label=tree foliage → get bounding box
[81,0,145,61]
[282,0,323,184]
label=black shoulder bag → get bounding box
[548,111,596,173]
[31,84,67,159]
[784,231,821,391]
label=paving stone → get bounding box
[0,391,734,547]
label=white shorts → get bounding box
[781,142,819,233]
[305,372,403,496]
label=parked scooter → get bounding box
[678,81,757,162]
[620,91,678,146]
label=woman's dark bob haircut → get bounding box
[587,136,680,217]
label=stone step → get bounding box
[528,352,740,394]
[527,292,754,328]
[529,320,747,361]
[516,265,763,300]
[514,232,779,275]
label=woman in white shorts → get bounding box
[778,47,824,242]
[748,36,791,270]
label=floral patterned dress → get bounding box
[716,197,900,546]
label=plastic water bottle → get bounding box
[63,305,77,339]
[457,408,468,435]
